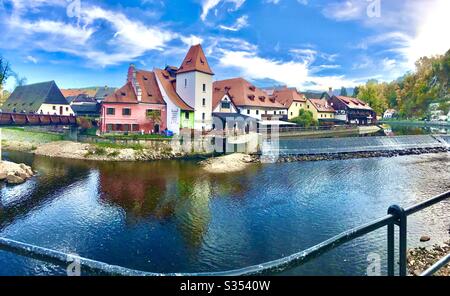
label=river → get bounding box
[0,148,449,276]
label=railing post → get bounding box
[387,223,395,276]
[388,205,408,276]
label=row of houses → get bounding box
[1,44,376,135]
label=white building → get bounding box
[175,44,214,132]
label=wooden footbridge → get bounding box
[0,112,77,127]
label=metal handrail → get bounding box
[421,253,450,276]
[0,190,449,276]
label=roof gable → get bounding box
[273,87,306,107]
[177,44,214,75]
[154,68,194,111]
[334,95,374,111]
[213,78,286,109]
[309,98,335,113]
[4,81,68,113]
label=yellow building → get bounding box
[306,98,336,122]
[272,87,307,120]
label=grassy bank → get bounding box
[1,127,64,143]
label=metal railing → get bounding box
[0,190,449,276]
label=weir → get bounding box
[261,135,449,156]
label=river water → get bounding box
[0,148,449,276]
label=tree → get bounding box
[353,86,360,98]
[0,56,12,88]
[290,109,318,127]
[13,73,27,87]
[340,87,347,96]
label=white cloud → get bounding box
[180,35,204,46]
[26,55,38,64]
[218,48,358,91]
[2,0,196,66]
[322,0,366,21]
[219,15,248,31]
[200,0,246,21]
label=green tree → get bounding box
[290,109,318,127]
[353,86,360,98]
[340,87,347,96]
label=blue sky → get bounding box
[1,0,449,92]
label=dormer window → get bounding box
[186,58,192,64]
[248,95,255,100]
[249,86,256,91]
[143,76,148,81]
[259,96,265,101]
[200,58,205,64]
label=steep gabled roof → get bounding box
[177,44,214,75]
[105,70,165,105]
[272,87,306,108]
[213,78,286,109]
[3,81,69,113]
[333,95,374,111]
[94,87,117,101]
[154,68,194,111]
[104,81,137,103]
[308,98,335,113]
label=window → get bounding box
[202,84,206,92]
[221,101,231,109]
[106,124,113,131]
[184,79,187,88]
[122,108,132,116]
[185,111,190,120]
[52,106,56,110]
[274,111,277,115]
[256,110,259,115]
[247,109,250,115]
[202,113,205,120]
[66,107,69,111]
[202,98,206,106]
[290,112,293,116]
[106,108,115,115]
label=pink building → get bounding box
[100,65,167,134]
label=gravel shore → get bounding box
[408,240,450,276]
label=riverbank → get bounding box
[380,120,450,127]
[408,240,450,276]
[1,139,191,161]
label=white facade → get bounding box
[176,71,213,131]
[155,75,181,134]
[213,94,238,113]
[38,103,74,116]
[237,106,287,120]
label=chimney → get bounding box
[127,63,136,83]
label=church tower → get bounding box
[176,44,214,131]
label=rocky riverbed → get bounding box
[408,240,450,276]
[0,161,34,185]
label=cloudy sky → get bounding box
[1,0,449,91]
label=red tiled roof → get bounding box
[105,70,165,105]
[177,44,214,75]
[308,98,335,113]
[272,87,306,107]
[61,88,97,98]
[213,78,286,109]
[154,68,194,111]
[104,81,137,103]
[334,96,373,111]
